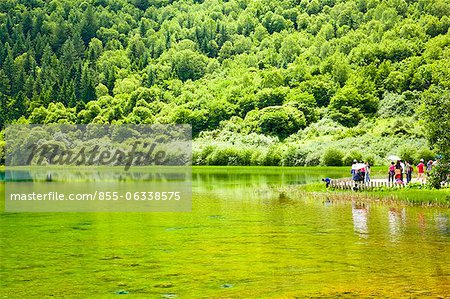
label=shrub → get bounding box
[206,147,229,165]
[0,139,4,165]
[399,145,417,163]
[427,163,450,189]
[305,150,321,166]
[262,145,282,166]
[321,147,344,166]
[414,147,435,164]
[233,148,253,166]
[250,150,265,166]
[378,91,417,117]
[206,147,252,166]
[363,153,376,166]
[335,127,366,139]
[281,145,310,166]
[255,88,287,108]
[302,118,344,138]
[342,149,363,165]
[193,144,216,165]
[245,106,306,139]
[329,105,363,127]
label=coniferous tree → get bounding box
[12,62,26,96]
[2,43,14,92]
[80,63,96,102]
[0,69,11,96]
[80,6,97,46]
[52,21,68,52]
[22,11,33,36]
[10,91,29,120]
[0,93,7,128]
[0,0,448,159]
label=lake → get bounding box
[0,167,449,298]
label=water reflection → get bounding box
[352,202,369,238]
[193,168,350,190]
[435,213,448,235]
[1,167,449,240]
[4,170,33,181]
[349,203,449,241]
[418,212,427,233]
[323,197,333,207]
[4,168,191,182]
[388,207,406,242]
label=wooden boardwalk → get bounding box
[329,178,450,190]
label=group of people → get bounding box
[320,160,371,188]
[351,160,371,183]
[321,158,437,188]
[388,159,436,184]
[351,158,437,185]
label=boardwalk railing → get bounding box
[329,179,450,190]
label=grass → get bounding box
[265,165,450,206]
[290,179,450,207]
[360,188,450,206]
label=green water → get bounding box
[1,167,449,298]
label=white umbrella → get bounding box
[352,163,366,170]
[387,155,401,161]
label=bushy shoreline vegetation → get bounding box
[193,116,433,166]
[0,0,449,166]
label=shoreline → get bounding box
[287,182,450,207]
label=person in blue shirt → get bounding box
[322,177,331,188]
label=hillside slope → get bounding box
[0,0,449,165]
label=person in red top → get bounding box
[417,159,425,183]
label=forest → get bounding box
[0,0,449,166]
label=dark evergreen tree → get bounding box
[2,43,14,92]
[80,63,96,102]
[0,69,11,97]
[80,5,98,45]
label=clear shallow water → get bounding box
[0,167,449,298]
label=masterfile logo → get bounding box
[4,124,192,212]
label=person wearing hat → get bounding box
[417,159,425,183]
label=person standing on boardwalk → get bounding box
[365,161,371,182]
[426,160,433,177]
[395,160,403,184]
[388,162,395,183]
[360,161,366,182]
[400,160,406,182]
[405,161,413,183]
[417,159,425,183]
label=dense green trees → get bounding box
[245,105,306,139]
[170,49,208,81]
[422,86,450,161]
[0,0,449,165]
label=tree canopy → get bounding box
[0,0,449,160]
